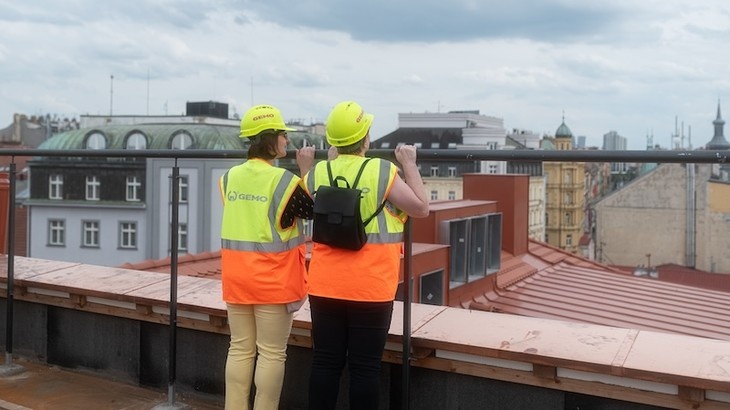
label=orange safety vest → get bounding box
[219,159,307,304]
[304,155,407,302]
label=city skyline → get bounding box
[1,0,728,150]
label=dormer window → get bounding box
[170,131,193,150]
[85,132,106,149]
[126,132,148,150]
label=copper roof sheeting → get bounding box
[477,261,730,341]
[123,239,730,343]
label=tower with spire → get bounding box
[543,112,585,255]
[706,99,729,150]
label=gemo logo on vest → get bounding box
[227,191,269,202]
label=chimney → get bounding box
[463,174,529,255]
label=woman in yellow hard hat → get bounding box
[219,104,315,410]
[303,101,429,409]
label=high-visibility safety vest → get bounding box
[219,159,307,305]
[304,155,407,302]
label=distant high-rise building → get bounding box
[603,130,628,177]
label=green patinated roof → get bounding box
[38,124,244,150]
[38,123,327,151]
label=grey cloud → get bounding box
[0,1,223,29]
[235,0,625,43]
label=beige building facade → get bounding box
[543,120,586,253]
[595,163,730,273]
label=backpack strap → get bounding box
[324,157,384,226]
[354,159,385,226]
[351,158,373,189]
[326,160,350,188]
[363,200,386,226]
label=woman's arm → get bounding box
[385,145,429,218]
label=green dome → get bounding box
[555,121,573,138]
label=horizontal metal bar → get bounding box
[0,148,727,164]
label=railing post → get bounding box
[153,160,189,410]
[0,162,25,376]
[401,218,412,410]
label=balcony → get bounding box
[1,148,730,409]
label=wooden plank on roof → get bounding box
[17,264,169,298]
[622,331,730,392]
[412,308,634,374]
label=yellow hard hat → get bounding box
[240,104,295,138]
[325,101,374,147]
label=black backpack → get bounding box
[312,158,385,251]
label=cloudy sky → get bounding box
[1,0,729,149]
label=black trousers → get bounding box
[308,295,394,410]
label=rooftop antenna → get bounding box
[109,74,114,116]
[146,68,150,115]
[681,121,685,149]
[688,125,692,150]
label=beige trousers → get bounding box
[225,303,293,410]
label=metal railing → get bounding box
[1,147,728,409]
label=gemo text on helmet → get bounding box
[325,101,374,147]
[240,104,295,138]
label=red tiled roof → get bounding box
[611,263,730,292]
[123,239,730,341]
[469,242,730,341]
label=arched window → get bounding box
[170,131,194,150]
[125,132,148,150]
[85,132,107,149]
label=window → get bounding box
[170,131,193,149]
[170,175,189,203]
[448,167,457,177]
[302,219,313,238]
[380,142,390,149]
[441,213,502,286]
[82,221,100,248]
[564,192,573,204]
[430,190,438,201]
[448,142,457,149]
[414,142,422,148]
[448,191,456,200]
[488,164,498,174]
[564,212,572,225]
[430,166,439,177]
[177,223,188,252]
[126,176,141,202]
[566,234,573,246]
[179,176,189,203]
[120,222,137,249]
[49,174,63,199]
[85,132,106,149]
[125,132,147,150]
[431,142,440,149]
[487,142,498,150]
[48,219,65,246]
[85,176,100,201]
[419,270,444,305]
[564,170,573,184]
